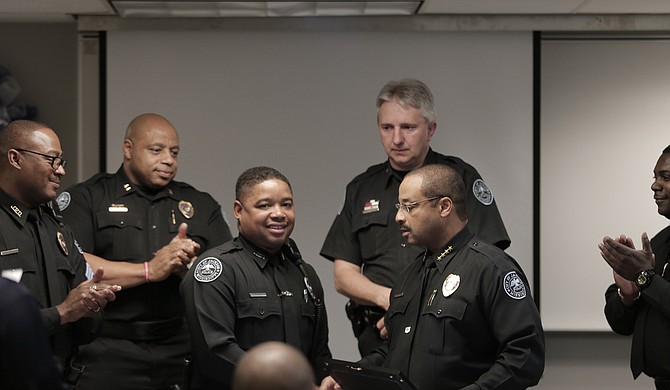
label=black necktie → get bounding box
[271,255,302,348]
[397,255,436,375]
[28,210,63,306]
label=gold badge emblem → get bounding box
[57,232,69,256]
[442,274,460,297]
[178,201,194,219]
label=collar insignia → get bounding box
[10,205,22,218]
[437,246,453,261]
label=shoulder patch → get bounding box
[503,271,526,300]
[56,191,71,211]
[472,179,494,206]
[194,257,223,283]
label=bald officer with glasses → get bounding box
[0,120,120,388]
[320,164,544,390]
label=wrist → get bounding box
[634,269,656,291]
[144,261,151,283]
[617,287,641,305]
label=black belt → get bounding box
[101,317,186,342]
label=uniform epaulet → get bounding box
[218,239,243,255]
[348,162,387,185]
[469,239,525,274]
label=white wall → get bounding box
[105,29,534,361]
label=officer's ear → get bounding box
[233,199,243,220]
[7,149,22,170]
[438,196,453,218]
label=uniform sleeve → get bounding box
[305,264,332,381]
[604,283,638,335]
[471,266,545,390]
[201,197,233,248]
[458,163,511,250]
[320,185,363,265]
[58,186,96,251]
[181,255,244,386]
[0,280,66,389]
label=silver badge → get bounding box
[442,274,460,297]
[194,257,223,283]
[56,191,71,211]
[472,179,494,206]
[503,271,526,300]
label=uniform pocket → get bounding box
[422,299,468,354]
[351,211,389,260]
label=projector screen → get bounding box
[106,29,533,358]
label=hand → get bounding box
[599,232,655,281]
[319,376,342,390]
[376,316,388,341]
[56,267,121,324]
[147,223,201,281]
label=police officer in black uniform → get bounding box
[320,79,510,356]
[182,167,331,390]
[320,164,544,390]
[58,113,232,390]
[0,120,119,388]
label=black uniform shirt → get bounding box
[361,226,545,390]
[605,224,670,379]
[57,166,232,322]
[0,188,98,371]
[181,236,331,389]
[320,149,511,288]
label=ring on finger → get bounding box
[89,284,98,291]
[84,299,101,313]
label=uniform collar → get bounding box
[432,224,474,273]
[0,188,39,227]
[383,148,437,188]
[238,234,286,269]
[114,166,178,201]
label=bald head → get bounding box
[233,342,314,390]
[124,113,177,141]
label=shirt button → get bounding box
[120,221,124,225]
[400,243,406,248]
[151,225,156,229]
[259,309,265,315]
[437,309,442,314]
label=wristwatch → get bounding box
[635,269,656,290]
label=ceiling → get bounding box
[2,0,670,22]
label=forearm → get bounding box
[84,253,148,288]
[333,260,391,309]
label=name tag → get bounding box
[108,204,128,212]
[249,292,267,298]
[1,248,19,256]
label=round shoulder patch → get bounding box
[194,257,223,283]
[56,191,71,211]
[472,179,494,206]
[503,271,526,300]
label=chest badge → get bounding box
[57,231,69,256]
[10,205,22,218]
[442,274,460,297]
[179,200,194,219]
[362,199,380,214]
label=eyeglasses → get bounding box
[395,195,444,214]
[15,148,67,170]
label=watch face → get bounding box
[637,273,647,286]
